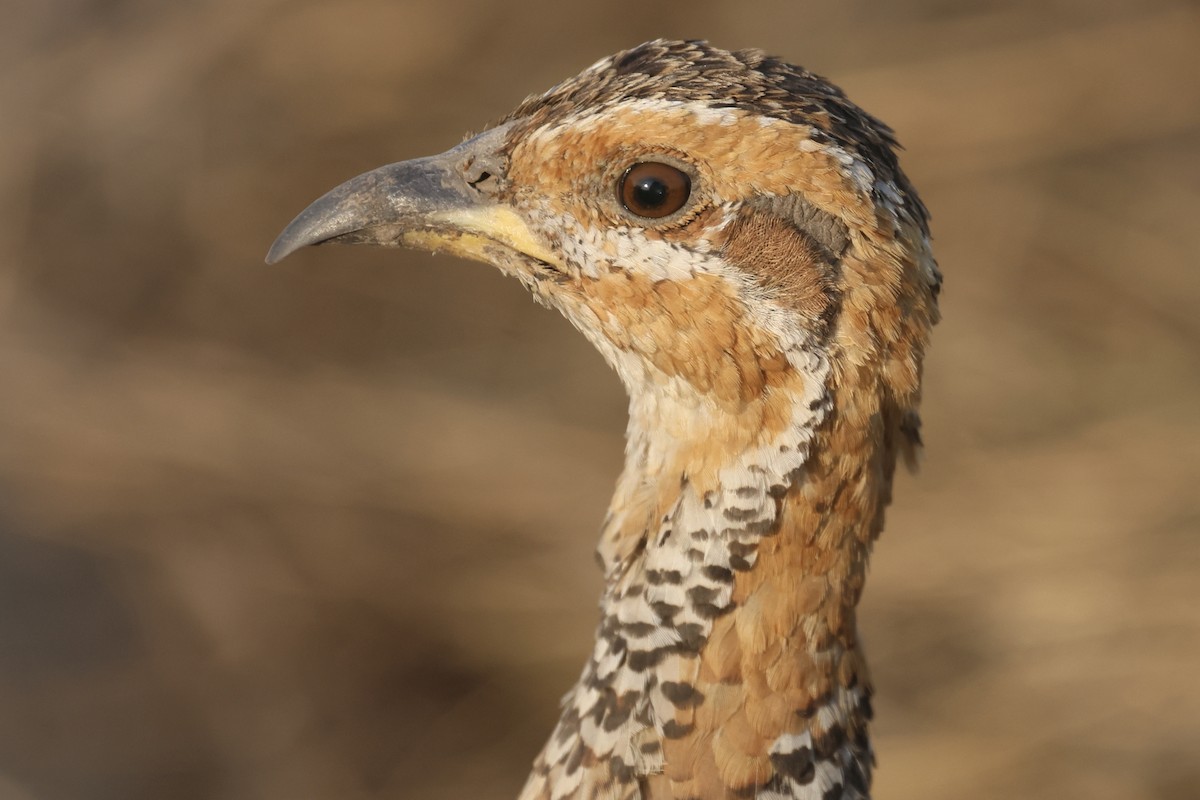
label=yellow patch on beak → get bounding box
[425,205,560,267]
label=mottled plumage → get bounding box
[268,39,941,800]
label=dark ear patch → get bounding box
[721,198,843,321]
[774,194,850,262]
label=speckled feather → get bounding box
[430,41,947,800]
[267,35,940,797]
[425,39,938,800]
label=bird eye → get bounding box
[618,162,691,220]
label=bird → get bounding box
[267,39,941,800]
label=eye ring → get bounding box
[618,161,691,220]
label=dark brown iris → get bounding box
[618,162,691,219]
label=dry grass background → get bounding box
[2,1,1199,798]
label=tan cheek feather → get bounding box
[577,269,806,462]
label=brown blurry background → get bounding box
[2,1,1198,798]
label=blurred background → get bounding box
[2,0,1198,798]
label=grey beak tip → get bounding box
[264,202,343,264]
[264,235,299,265]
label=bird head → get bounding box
[268,40,940,463]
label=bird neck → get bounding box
[540,356,890,799]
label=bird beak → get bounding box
[265,127,556,269]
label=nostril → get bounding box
[467,168,502,196]
[461,150,506,195]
